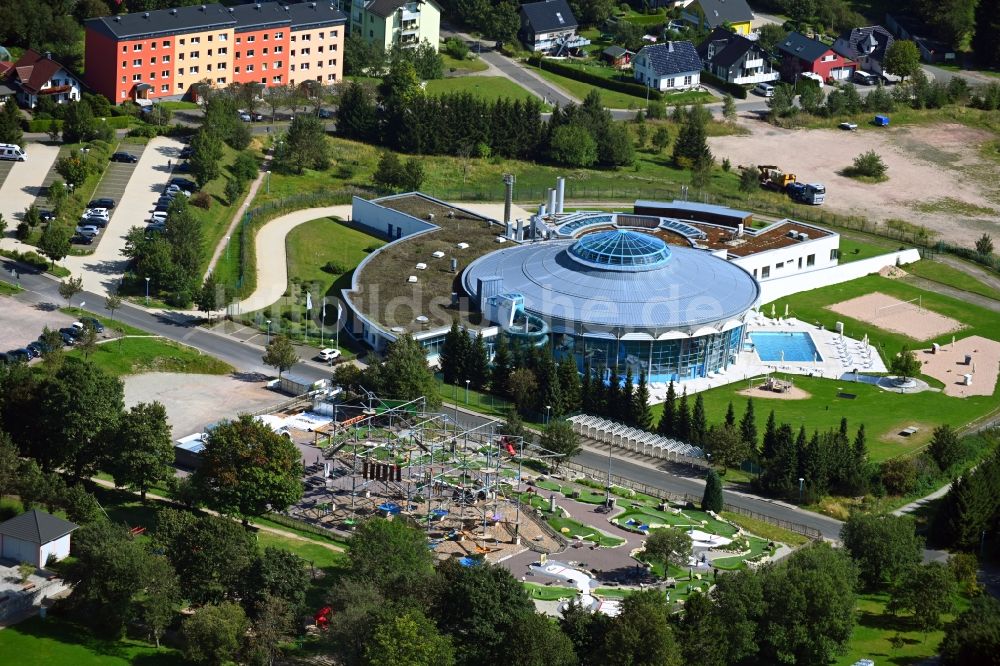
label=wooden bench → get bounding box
[900,426,920,437]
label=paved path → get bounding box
[231,205,352,313]
[63,136,184,296]
[204,165,268,278]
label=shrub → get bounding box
[190,191,212,209]
[443,37,469,60]
[846,150,888,180]
[323,260,349,274]
[699,70,748,99]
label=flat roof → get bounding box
[691,220,834,256]
[347,194,501,333]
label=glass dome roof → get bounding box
[568,229,672,272]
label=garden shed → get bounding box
[0,509,78,568]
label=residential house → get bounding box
[601,45,632,69]
[832,25,894,77]
[884,12,955,63]
[633,41,702,92]
[350,0,441,52]
[697,26,777,85]
[0,509,78,568]
[0,61,15,102]
[84,2,346,104]
[11,49,83,108]
[682,0,754,37]
[519,0,590,55]
[777,31,856,83]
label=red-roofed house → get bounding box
[11,49,83,108]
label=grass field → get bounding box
[75,337,233,377]
[424,76,540,104]
[903,259,1000,301]
[0,281,21,295]
[835,592,970,666]
[530,64,648,109]
[720,511,811,546]
[441,53,489,74]
[60,307,148,336]
[0,617,183,666]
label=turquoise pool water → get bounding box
[750,331,822,362]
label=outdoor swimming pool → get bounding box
[750,331,823,362]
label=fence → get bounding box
[561,460,823,539]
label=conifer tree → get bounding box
[469,332,490,391]
[691,393,707,445]
[580,364,593,413]
[657,380,677,437]
[490,334,512,397]
[557,356,582,414]
[676,389,692,442]
[439,321,462,385]
[633,373,653,431]
[607,367,622,421]
[761,410,778,462]
[853,424,868,465]
[725,401,736,428]
[740,398,758,452]
[701,469,724,513]
[622,370,635,425]
[795,426,808,478]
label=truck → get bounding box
[758,165,796,191]
[787,182,826,205]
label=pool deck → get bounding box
[647,314,888,402]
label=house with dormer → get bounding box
[777,31,856,83]
[519,0,589,55]
[697,26,777,85]
[832,25,893,77]
[681,0,754,36]
[11,49,82,108]
[633,41,702,92]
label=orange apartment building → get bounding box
[84,2,345,104]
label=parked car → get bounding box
[169,178,197,191]
[146,222,166,233]
[153,204,171,214]
[81,317,105,333]
[238,112,252,122]
[58,331,76,345]
[71,234,94,245]
[839,122,858,131]
[317,348,342,362]
[27,343,43,358]
[81,216,108,228]
[176,161,191,173]
[754,82,775,98]
[7,349,30,363]
[111,152,139,163]
[39,209,56,221]
[853,71,879,86]
[88,198,116,209]
[156,195,174,206]
[179,147,193,159]
[21,345,38,359]
[59,326,80,339]
[75,225,100,237]
[84,207,110,217]
[317,108,333,119]
[148,211,168,223]
[33,336,53,353]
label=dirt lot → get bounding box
[123,371,283,439]
[710,122,1000,246]
[0,298,76,352]
[828,291,965,340]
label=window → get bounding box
[807,254,815,267]
[133,58,141,67]
[247,35,255,43]
[319,32,324,39]
[761,265,770,278]
[290,49,296,56]
[236,37,242,44]
[150,56,157,64]
[149,71,156,79]
[262,62,268,70]
[122,91,126,98]
[236,51,241,59]
[121,75,126,83]
[328,59,337,66]
[178,53,185,60]
[752,268,758,278]
[189,66,199,74]
[191,51,200,58]
[300,63,309,70]
[161,84,169,92]
[261,77,267,84]
[162,55,170,63]
[273,75,281,83]
[206,64,212,71]
[291,34,297,42]
[235,66,240,73]
[208,35,213,42]
[275,32,283,39]
[177,82,185,89]
[318,45,324,53]
[132,73,141,81]
[263,47,269,55]
[218,33,227,41]
[327,72,337,81]
[274,61,282,69]
[180,38,186,45]
[121,61,127,69]
[331,43,337,51]
[332,30,338,38]
[775,261,784,269]
[218,62,226,70]
[275,46,283,53]
[133,44,142,51]
[797,257,802,269]
[301,47,310,55]
[216,76,226,83]
[665,77,675,87]
[178,67,185,74]
[151,42,156,50]
[246,64,254,72]
[162,40,170,47]
[290,64,295,71]
[219,47,227,55]
[830,248,839,261]
[683,75,692,85]
[822,54,835,61]
[161,70,169,77]
[121,46,127,53]
[207,49,213,56]
[191,37,200,44]
[369,30,373,37]
[263,33,269,41]
[247,49,255,57]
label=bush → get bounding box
[699,70,748,99]
[190,191,212,209]
[846,150,888,179]
[323,260,349,274]
[443,37,469,60]
[529,55,663,101]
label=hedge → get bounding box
[529,55,663,101]
[699,70,748,99]
[23,116,134,132]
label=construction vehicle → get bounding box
[758,165,797,191]
[787,182,826,205]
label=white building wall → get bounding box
[0,535,39,566]
[730,233,840,283]
[38,534,72,567]
[756,248,920,304]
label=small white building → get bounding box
[11,49,83,109]
[633,41,702,92]
[0,509,79,569]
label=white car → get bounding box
[839,122,858,131]
[75,225,100,236]
[148,211,168,223]
[84,207,110,219]
[318,348,341,362]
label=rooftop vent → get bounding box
[256,3,261,8]
[228,7,234,11]
[407,275,418,283]
[787,230,797,238]
[556,11,565,24]
[426,213,435,221]
[311,1,317,6]
[799,233,810,240]
[456,242,469,249]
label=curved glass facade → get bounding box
[551,326,745,382]
[568,229,673,271]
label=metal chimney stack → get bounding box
[502,173,515,224]
[556,177,566,213]
[547,188,557,217]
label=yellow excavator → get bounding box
[758,165,797,191]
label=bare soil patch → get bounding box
[916,335,1000,397]
[736,384,812,400]
[710,122,1000,246]
[0,299,75,350]
[827,292,965,340]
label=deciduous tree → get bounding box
[262,334,298,378]
[180,601,248,665]
[841,512,922,590]
[884,40,921,81]
[109,401,173,501]
[38,222,71,266]
[643,527,692,572]
[540,420,581,469]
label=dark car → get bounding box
[39,209,57,221]
[59,331,75,345]
[81,317,105,333]
[176,161,191,172]
[81,216,108,228]
[156,195,174,206]
[71,234,94,245]
[179,147,193,159]
[318,108,333,119]
[24,344,41,359]
[169,177,197,191]
[0,352,8,365]
[88,197,116,209]
[8,349,31,363]
[110,152,139,163]
[33,336,53,353]
[59,326,81,339]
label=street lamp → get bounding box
[798,477,805,503]
[706,452,712,469]
[465,379,470,404]
[545,405,551,425]
[225,236,231,262]
[266,319,272,345]
[266,169,271,194]
[144,277,150,304]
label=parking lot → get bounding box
[71,142,148,249]
[0,143,60,234]
[0,298,76,353]
[0,161,14,194]
[123,371,280,439]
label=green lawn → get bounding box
[424,76,540,104]
[74,337,233,377]
[835,592,971,666]
[60,307,149,336]
[158,100,200,111]
[903,259,1000,301]
[0,617,183,666]
[0,281,21,295]
[524,582,577,600]
[530,63,647,109]
[720,511,810,546]
[441,53,489,74]
[836,237,900,263]
[659,373,1000,460]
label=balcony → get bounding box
[744,58,764,69]
[401,9,420,22]
[535,34,591,52]
[732,70,779,85]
